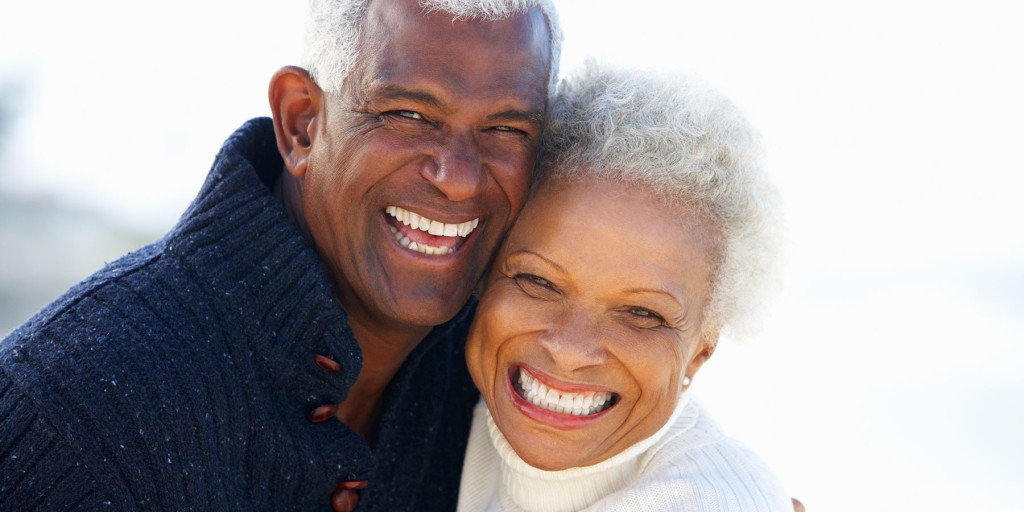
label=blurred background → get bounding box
[1,1,1022,510]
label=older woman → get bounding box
[457,64,792,512]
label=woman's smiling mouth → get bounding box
[510,367,618,417]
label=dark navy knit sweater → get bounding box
[0,118,480,511]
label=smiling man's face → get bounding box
[300,0,551,336]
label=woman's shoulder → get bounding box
[610,398,792,512]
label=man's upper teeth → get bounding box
[386,206,479,237]
[518,369,613,416]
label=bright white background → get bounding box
[2,1,1022,510]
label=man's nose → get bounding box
[537,309,609,372]
[421,129,485,202]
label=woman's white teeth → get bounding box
[386,206,480,256]
[518,369,613,416]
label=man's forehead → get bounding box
[368,0,542,27]
[352,0,551,112]
[363,0,550,63]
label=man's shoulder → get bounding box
[0,238,227,403]
[4,241,160,341]
[3,238,198,350]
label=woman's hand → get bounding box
[792,498,806,511]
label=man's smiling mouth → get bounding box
[512,367,618,417]
[385,205,479,255]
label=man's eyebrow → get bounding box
[372,84,543,124]
[374,85,444,108]
[486,109,544,125]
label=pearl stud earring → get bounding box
[682,376,691,386]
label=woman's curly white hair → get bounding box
[537,63,782,340]
[301,0,562,95]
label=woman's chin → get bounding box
[500,426,590,471]
[492,403,617,471]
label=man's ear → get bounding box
[269,66,323,177]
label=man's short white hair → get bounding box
[302,0,562,95]
[537,62,782,340]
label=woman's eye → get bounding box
[511,273,558,297]
[627,307,666,326]
[516,273,551,288]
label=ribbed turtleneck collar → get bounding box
[164,117,363,410]
[488,392,696,512]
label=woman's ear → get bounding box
[269,65,323,177]
[684,330,718,387]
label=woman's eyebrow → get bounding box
[621,287,686,307]
[507,249,567,274]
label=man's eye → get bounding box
[490,125,526,135]
[388,110,424,121]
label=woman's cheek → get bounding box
[467,283,521,385]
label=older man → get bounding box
[0,0,559,510]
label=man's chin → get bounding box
[354,236,489,331]
[379,289,476,330]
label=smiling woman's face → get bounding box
[465,176,721,471]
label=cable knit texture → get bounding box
[458,392,792,512]
[0,118,480,511]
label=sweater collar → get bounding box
[165,117,362,409]
[489,391,696,512]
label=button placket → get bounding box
[309,354,342,422]
[308,404,338,423]
[311,353,367,511]
[332,479,368,512]
[314,354,342,372]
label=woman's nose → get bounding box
[537,309,608,372]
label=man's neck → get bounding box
[336,316,432,438]
[273,168,313,241]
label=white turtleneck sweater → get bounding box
[457,392,792,512]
